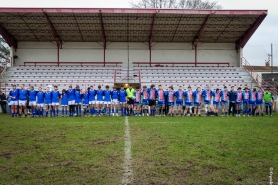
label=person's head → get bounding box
[29,86,34,91]
[98,85,101,89]
[179,86,182,91]
[224,86,227,91]
[89,86,93,90]
[106,85,109,90]
[54,85,58,91]
[244,87,248,92]
[231,86,234,91]
[258,87,262,91]
[143,85,147,90]
[62,89,66,94]
[188,86,191,91]
[12,84,16,90]
[265,88,269,94]
[169,86,173,90]
[46,87,50,92]
[129,84,132,89]
[253,88,256,92]
[151,84,155,89]
[20,85,24,90]
[136,86,140,91]
[237,87,241,92]
[0,90,2,94]
[158,85,162,90]
[216,88,219,93]
[76,85,80,90]
[113,86,117,90]
[69,85,72,90]
[85,89,88,94]
[120,85,124,90]
[38,87,42,92]
[197,87,200,91]
[206,85,210,90]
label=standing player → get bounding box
[95,85,104,116]
[61,89,68,117]
[67,85,76,117]
[51,85,60,117]
[141,86,149,116]
[175,86,184,116]
[134,86,142,116]
[212,88,221,116]
[9,85,19,117]
[119,85,127,116]
[126,85,135,116]
[220,86,229,116]
[165,86,175,116]
[249,88,257,116]
[37,87,45,117]
[82,89,89,117]
[88,86,96,116]
[256,87,264,116]
[75,86,82,116]
[18,85,29,117]
[242,87,250,117]
[263,88,274,116]
[103,85,112,116]
[111,86,119,116]
[28,86,38,117]
[157,85,166,116]
[235,87,243,117]
[183,86,193,116]
[148,84,157,116]
[193,87,202,116]
[202,85,213,116]
[45,87,52,117]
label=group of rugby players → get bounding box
[7,83,274,117]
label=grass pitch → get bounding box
[0,114,277,185]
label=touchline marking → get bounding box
[122,116,133,185]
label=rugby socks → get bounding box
[79,108,82,116]
[62,110,64,116]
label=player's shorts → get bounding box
[142,99,149,105]
[89,100,96,105]
[249,101,257,106]
[204,100,211,105]
[213,101,220,106]
[157,101,165,106]
[104,101,111,105]
[176,100,183,106]
[119,101,126,105]
[149,100,156,106]
[29,101,37,106]
[256,101,263,105]
[243,101,249,106]
[95,101,103,105]
[127,98,134,105]
[9,100,18,106]
[19,100,27,106]
[68,100,75,105]
[194,102,201,107]
[236,101,242,105]
[168,102,174,107]
[265,102,272,106]
[134,101,141,106]
[221,101,228,105]
[52,102,59,106]
[185,102,193,107]
[83,104,88,107]
[45,103,52,106]
[37,103,44,107]
[61,104,68,107]
[111,99,118,105]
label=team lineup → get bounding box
[8,84,274,117]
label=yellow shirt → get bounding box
[126,88,135,98]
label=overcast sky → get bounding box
[1,0,278,66]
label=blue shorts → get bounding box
[194,102,201,107]
[176,100,183,106]
[256,101,263,105]
[265,102,272,106]
[221,101,228,105]
[213,101,220,106]
[168,102,174,106]
[142,100,149,105]
[204,100,211,105]
[185,102,193,107]
[134,102,141,106]
[157,101,165,106]
[243,101,249,106]
[249,101,257,106]
[236,102,242,105]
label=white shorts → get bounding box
[61,105,68,107]
[75,102,82,105]
[29,101,37,106]
[37,103,44,107]
[83,104,88,107]
[89,101,96,105]
[19,100,27,106]
[68,100,75,105]
[45,103,52,106]
[104,101,111,105]
[52,102,59,106]
[119,101,126,105]
[10,101,18,106]
[96,101,103,105]
[112,99,118,105]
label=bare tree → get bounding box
[130,0,222,9]
[0,36,10,67]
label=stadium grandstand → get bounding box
[0,8,275,94]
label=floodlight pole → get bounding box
[271,43,273,74]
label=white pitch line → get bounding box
[122,116,133,185]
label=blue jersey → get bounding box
[249,90,257,102]
[202,89,213,102]
[37,92,45,104]
[256,91,264,103]
[67,89,75,101]
[142,90,149,100]
[165,90,175,103]
[82,93,89,105]
[9,89,19,101]
[134,90,142,103]
[119,90,127,102]
[212,91,221,103]
[61,93,68,105]
[147,88,157,100]
[51,90,60,103]
[45,92,52,104]
[157,89,165,101]
[75,90,82,103]
[111,90,119,100]
[29,90,38,102]
[184,91,193,103]
[19,89,29,101]
[96,90,104,101]
[88,89,96,101]
[175,90,184,101]
[235,92,243,102]
[242,91,250,102]
[103,90,112,101]
[220,90,229,102]
[193,91,202,103]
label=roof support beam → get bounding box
[192,14,211,46]
[42,9,62,47]
[0,24,17,48]
[73,14,84,42]
[171,15,183,42]
[149,12,157,49]
[99,11,106,49]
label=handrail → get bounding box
[241,57,277,95]
[133,62,230,67]
[24,62,122,67]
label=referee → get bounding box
[126,85,135,116]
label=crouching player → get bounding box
[212,88,221,116]
[157,85,166,116]
[256,87,264,116]
[37,87,45,117]
[142,86,149,116]
[193,87,202,116]
[82,89,89,117]
[235,87,243,117]
[134,86,142,116]
[61,89,68,117]
[263,88,274,116]
[166,86,175,116]
[111,86,119,116]
[29,86,38,117]
[183,86,193,116]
